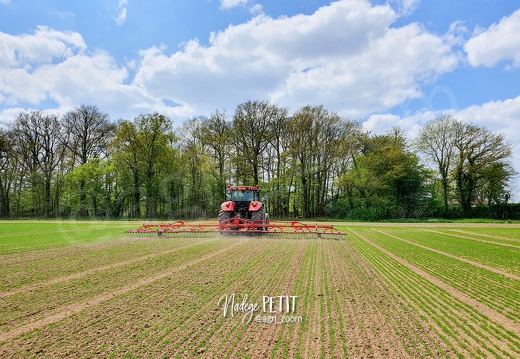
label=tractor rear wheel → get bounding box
[218,210,232,235]
[251,207,267,233]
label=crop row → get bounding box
[354,227,520,323]
[2,234,452,359]
[1,236,305,358]
[209,239,306,358]
[91,236,305,358]
[0,235,203,292]
[1,236,239,356]
[0,237,233,335]
[2,222,519,358]
[444,227,520,243]
[268,237,451,358]
[348,228,520,358]
[376,227,520,276]
[164,238,304,358]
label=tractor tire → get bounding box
[251,207,267,233]
[218,210,232,235]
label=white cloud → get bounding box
[0,27,88,105]
[116,0,128,25]
[389,0,419,16]
[0,107,26,128]
[133,0,459,117]
[0,26,86,69]
[0,0,461,125]
[272,21,459,116]
[220,0,248,9]
[0,27,155,121]
[220,0,262,14]
[0,0,11,4]
[465,8,520,68]
[453,95,520,138]
[249,4,263,15]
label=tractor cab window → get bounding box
[230,190,255,201]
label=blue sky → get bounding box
[1,0,520,193]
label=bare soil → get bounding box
[1,225,519,358]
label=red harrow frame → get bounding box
[126,218,346,239]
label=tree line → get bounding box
[0,102,516,220]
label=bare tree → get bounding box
[0,128,14,217]
[289,105,344,217]
[265,106,290,217]
[12,110,66,216]
[416,115,459,212]
[199,110,233,203]
[233,100,280,184]
[63,105,115,164]
[62,105,115,216]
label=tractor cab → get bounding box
[220,185,264,221]
[228,186,260,202]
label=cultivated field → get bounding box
[0,220,519,358]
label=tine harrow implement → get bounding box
[125,219,346,239]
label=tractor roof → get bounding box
[228,185,259,191]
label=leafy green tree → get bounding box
[113,120,142,217]
[64,158,113,216]
[478,161,514,205]
[453,122,514,214]
[339,128,428,219]
[264,107,290,217]
[332,120,368,210]
[113,113,174,218]
[381,129,429,217]
[135,113,174,218]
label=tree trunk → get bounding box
[441,177,449,213]
[133,170,141,218]
[79,179,87,217]
[0,180,8,217]
[45,176,52,217]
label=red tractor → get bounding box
[126,184,346,238]
[218,185,269,233]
